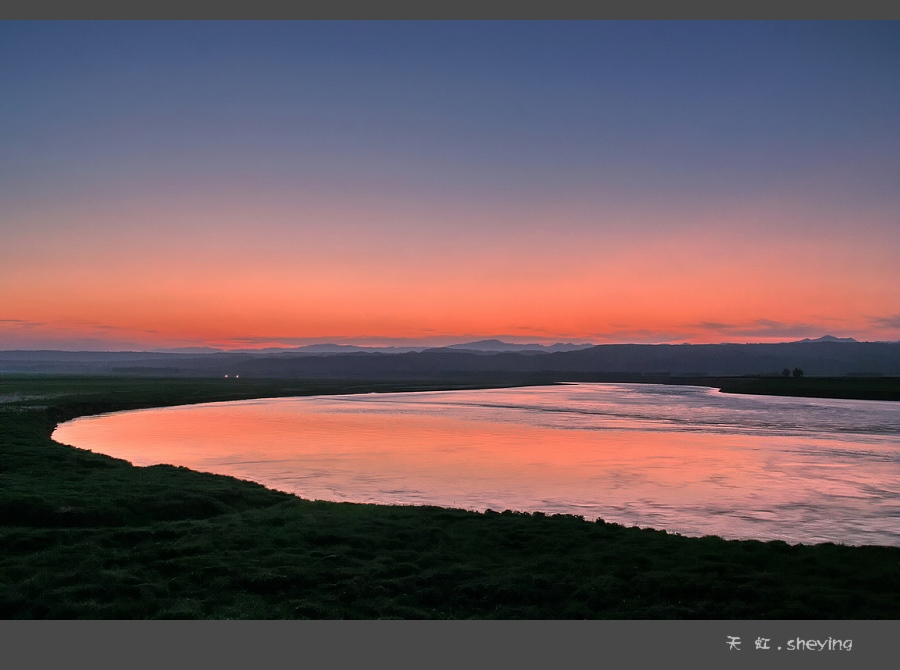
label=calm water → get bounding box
[53,383,900,546]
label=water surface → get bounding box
[53,383,900,546]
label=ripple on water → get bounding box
[52,383,900,546]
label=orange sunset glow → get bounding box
[2,22,899,350]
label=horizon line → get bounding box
[1,335,889,354]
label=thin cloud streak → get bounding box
[869,315,900,330]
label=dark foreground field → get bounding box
[1,375,898,619]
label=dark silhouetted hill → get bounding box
[2,341,898,379]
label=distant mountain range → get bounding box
[2,337,898,379]
[794,335,858,343]
[442,339,594,353]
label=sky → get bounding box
[2,21,899,350]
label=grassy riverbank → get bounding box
[1,375,898,618]
[713,376,900,401]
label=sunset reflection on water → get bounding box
[53,383,900,546]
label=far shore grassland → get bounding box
[1,373,898,619]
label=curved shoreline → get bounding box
[49,381,900,548]
[2,375,899,618]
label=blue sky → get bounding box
[2,21,899,349]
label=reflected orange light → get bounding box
[52,387,900,545]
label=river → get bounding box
[52,383,900,546]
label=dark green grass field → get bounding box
[1,375,898,618]
[715,376,900,401]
